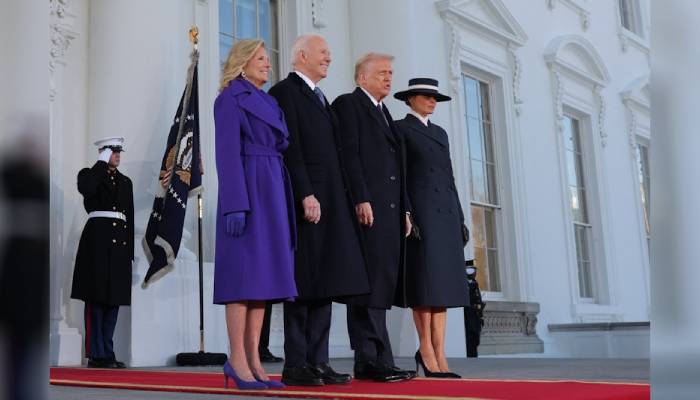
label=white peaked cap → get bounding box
[94,136,125,151]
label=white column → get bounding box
[49,0,83,366]
[651,1,700,395]
[87,0,234,366]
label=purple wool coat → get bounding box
[213,78,298,304]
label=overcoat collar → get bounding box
[227,78,288,135]
[403,114,448,147]
[287,72,329,116]
[352,87,397,144]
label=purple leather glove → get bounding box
[226,212,246,237]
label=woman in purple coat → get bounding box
[214,39,297,390]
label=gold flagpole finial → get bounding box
[189,26,199,50]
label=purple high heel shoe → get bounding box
[223,361,267,390]
[253,372,286,389]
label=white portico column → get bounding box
[86,0,200,365]
[49,0,82,366]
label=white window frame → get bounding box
[546,35,620,321]
[615,0,650,54]
[437,0,531,302]
[562,113,596,302]
[621,75,650,314]
[217,0,284,86]
[463,73,504,295]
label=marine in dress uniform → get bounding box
[464,262,485,358]
[70,137,134,368]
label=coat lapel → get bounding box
[403,114,448,147]
[229,79,288,135]
[288,73,330,116]
[353,88,397,145]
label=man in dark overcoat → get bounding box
[331,53,415,383]
[71,137,134,368]
[269,34,370,386]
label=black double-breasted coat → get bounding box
[71,161,134,306]
[332,88,410,309]
[269,73,370,300]
[397,114,469,307]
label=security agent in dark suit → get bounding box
[71,137,134,368]
[332,53,415,383]
[269,35,370,386]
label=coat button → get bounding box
[112,222,117,227]
[437,208,442,213]
[390,147,396,153]
[112,239,116,243]
[434,188,440,193]
[390,203,396,209]
[112,206,116,210]
[123,241,127,246]
[390,176,396,181]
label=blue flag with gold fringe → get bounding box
[142,50,202,288]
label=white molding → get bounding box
[620,75,651,317]
[438,0,527,113]
[508,44,523,116]
[547,0,591,31]
[613,0,650,56]
[544,35,610,87]
[548,45,618,317]
[311,0,326,28]
[594,86,607,147]
[436,0,533,301]
[49,0,78,101]
[436,0,528,47]
[618,28,650,54]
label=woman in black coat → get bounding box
[394,78,469,378]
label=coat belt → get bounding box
[87,211,126,221]
[242,143,281,158]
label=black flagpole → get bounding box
[176,26,227,366]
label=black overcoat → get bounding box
[71,161,134,306]
[268,73,370,300]
[397,114,469,307]
[332,88,410,309]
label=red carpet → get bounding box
[50,367,649,400]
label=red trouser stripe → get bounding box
[85,303,92,357]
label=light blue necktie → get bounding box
[313,86,326,106]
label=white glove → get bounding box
[98,147,113,163]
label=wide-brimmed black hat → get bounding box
[394,78,451,102]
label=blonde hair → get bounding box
[354,52,394,84]
[219,39,265,92]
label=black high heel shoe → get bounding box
[414,351,449,378]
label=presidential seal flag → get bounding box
[142,50,202,288]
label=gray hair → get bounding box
[354,52,394,84]
[290,34,326,67]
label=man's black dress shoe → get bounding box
[259,349,284,363]
[390,365,416,380]
[107,359,127,369]
[87,358,108,368]
[281,364,325,386]
[311,363,352,384]
[353,361,408,382]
